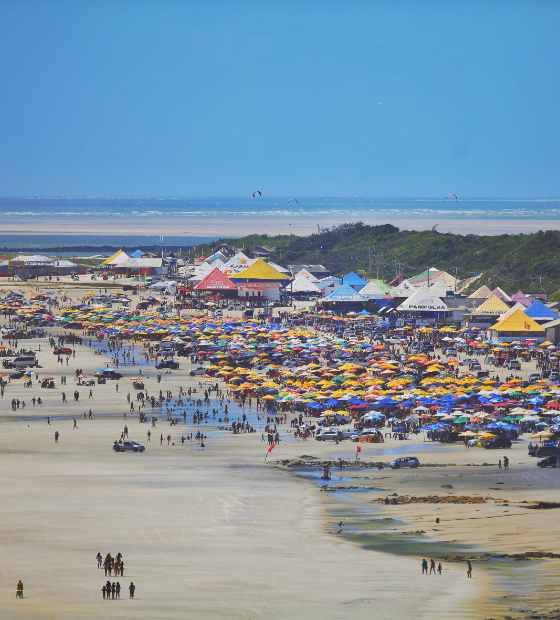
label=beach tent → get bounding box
[468,285,492,299]
[488,308,545,341]
[489,287,512,302]
[285,275,321,294]
[324,284,366,302]
[341,271,368,290]
[397,284,448,311]
[358,281,386,298]
[524,300,559,323]
[370,279,392,294]
[472,295,510,315]
[130,249,144,258]
[222,252,255,274]
[293,268,317,281]
[391,279,416,298]
[230,260,291,285]
[510,291,531,307]
[427,279,453,297]
[102,250,129,266]
[194,268,238,291]
[408,268,458,289]
[267,261,290,274]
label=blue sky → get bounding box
[0,0,558,197]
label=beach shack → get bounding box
[487,308,546,342]
[229,259,291,301]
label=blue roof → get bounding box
[342,271,368,286]
[524,300,557,321]
[130,249,143,258]
[325,284,366,301]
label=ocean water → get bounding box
[0,196,559,221]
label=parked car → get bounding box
[529,373,542,382]
[506,360,521,370]
[529,445,560,458]
[550,370,560,382]
[459,358,478,366]
[155,360,179,370]
[537,455,560,468]
[189,367,207,376]
[484,437,512,449]
[339,428,359,439]
[389,456,420,469]
[315,430,343,441]
[113,440,145,452]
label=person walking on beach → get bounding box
[116,582,121,599]
[54,431,59,443]
[47,416,51,425]
[97,552,103,569]
[503,455,509,470]
[73,418,78,430]
[437,562,442,575]
[498,459,502,470]
[102,584,106,599]
[129,582,135,599]
[421,558,428,574]
[429,558,436,574]
[147,430,151,441]
[16,580,23,598]
[467,561,472,578]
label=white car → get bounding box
[189,367,207,376]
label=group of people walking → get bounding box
[97,552,135,599]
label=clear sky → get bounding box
[0,0,558,197]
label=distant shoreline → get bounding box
[2,216,560,239]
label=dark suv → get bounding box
[155,360,179,370]
[484,437,512,449]
[529,445,560,458]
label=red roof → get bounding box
[194,268,237,291]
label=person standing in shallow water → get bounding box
[421,558,428,574]
[467,561,472,578]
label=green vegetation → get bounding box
[195,223,560,295]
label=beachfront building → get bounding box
[396,284,450,322]
[230,259,291,301]
[487,309,546,342]
[0,254,79,276]
[322,284,366,312]
[116,257,167,276]
[193,268,238,300]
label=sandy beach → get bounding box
[2,216,560,238]
[0,315,484,619]
[0,286,559,619]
